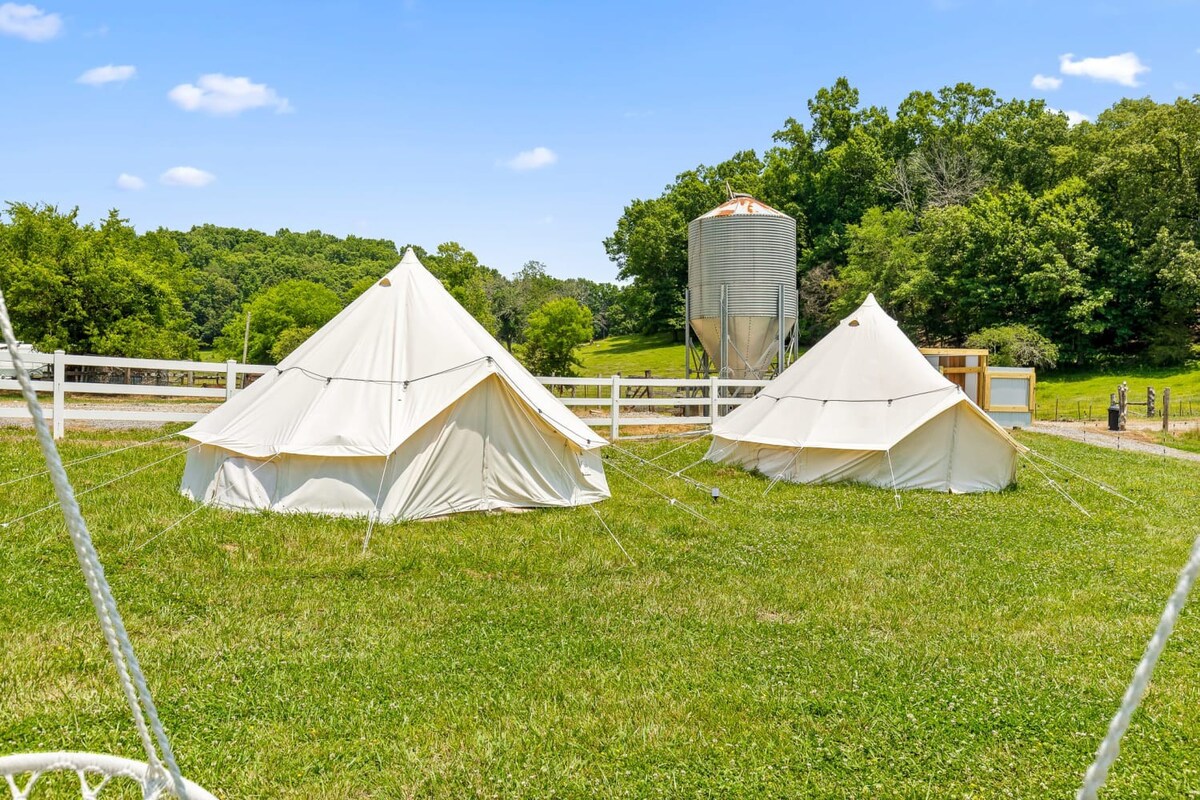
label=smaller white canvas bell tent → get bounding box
[180,248,609,521]
[707,294,1024,493]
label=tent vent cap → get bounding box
[848,319,860,327]
[379,277,392,287]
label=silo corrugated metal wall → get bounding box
[687,196,798,377]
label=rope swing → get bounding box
[0,285,215,799]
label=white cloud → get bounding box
[168,74,292,115]
[1048,107,1091,127]
[0,3,61,41]
[115,173,145,190]
[1059,52,1149,87]
[503,146,558,171]
[77,64,136,86]
[160,166,215,187]
[1031,74,1062,91]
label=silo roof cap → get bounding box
[697,195,790,219]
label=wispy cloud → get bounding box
[77,64,136,86]
[1031,74,1062,91]
[0,2,61,41]
[503,146,558,171]
[1049,108,1091,127]
[168,74,292,115]
[115,173,145,190]
[160,166,215,187]
[1059,52,1149,87]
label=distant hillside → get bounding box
[575,333,686,377]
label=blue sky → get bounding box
[1,1,1197,282]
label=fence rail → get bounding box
[0,350,771,440]
[0,350,1044,441]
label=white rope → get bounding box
[607,442,734,502]
[1027,450,1136,506]
[0,287,190,798]
[885,448,902,510]
[645,431,711,462]
[362,452,392,553]
[1,445,198,528]
[762,449,801,497]
[601,454,716,526]
[587,503,635,567]
[502,385,636,566]
[1020,454,1091,517]
[0,431,180,489]
[675,435,741,480]
[1077,533,1200,799]
[132,454,281,552]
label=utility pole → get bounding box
[240,311,252,389]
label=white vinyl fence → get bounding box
[0,350,768,440]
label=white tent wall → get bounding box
[182,373,608,522]
[708,293,1023,494]
[709,401,1018,493]
[179,249,609,522]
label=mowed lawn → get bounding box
[576,333,688,378]
[3,427,1200,798]
[1037,362,1200,420]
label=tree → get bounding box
[217,279,342,363]
[521,297,593,377]
[0,203,195,358]
[966,325,1059,368]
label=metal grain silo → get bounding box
[686,194,798,379]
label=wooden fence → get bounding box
[0,351,768,440]
[1,350,1043,441]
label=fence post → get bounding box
[225,359,238,400]
[610,374,620,442]
[1163,387,1171,432]
[709,375,720,426]
[52,349,65,440]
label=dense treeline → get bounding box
[0,203,636,368]
[607,80,1200,366]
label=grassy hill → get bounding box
[3,428,1199,796]
[1036,363,1200,420]
[576,333,687,377]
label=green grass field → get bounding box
[1032,363,1200,421]
[3,426,1200,797]
[576,333,688,377]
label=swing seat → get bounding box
[0,752,217,800]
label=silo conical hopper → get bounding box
[687,195,798,378]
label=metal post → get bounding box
[610,374,620,442]
[776,284,785,378]
[225,359,238,400]
[719,284,729,379]
[1118,381,1128,431]
[684,287,692,379]
[52,349,65,440]
[709,375,720,425]
[793,290,801,365]
[241,310,252,364]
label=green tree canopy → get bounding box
[217,279,342,364]
[521,297,594,377]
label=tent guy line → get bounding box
[758,385,959,404]
[0,444,200,529]
[0,431,180,490]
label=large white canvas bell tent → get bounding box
[707,294,1024,493]
[180,249,610,522]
